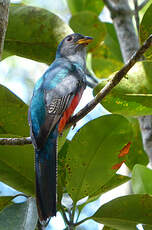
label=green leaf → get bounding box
[67,0,104,15]
[132,164,152,194]
[139,0,152,20]
[94,62,152,116]
[0,196,14,212]
[92,23,123,79]
[3,5,73,63]
[92,56,123,79]
[125,118,148,169]
[0,198,38,230]
[140,3,152,60]
[0,134,35,196]
[0,85,68,196]
[104,23,123,63]
[92,194,152,230]
[65,114,132,204]
[103,226,117,230]
[0,85,29,136]
[77,174,130,215]
[0,133,68,197]
[89,174,130,201]
[143,225,152,230]
[69,11,106,52]
[58,142,69,205]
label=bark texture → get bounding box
[0,0,10,59]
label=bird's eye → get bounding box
[67,36,73,42]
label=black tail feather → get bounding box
[35,130,57,225]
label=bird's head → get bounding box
[56,33,93,67]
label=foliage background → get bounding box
[1,0,152,230]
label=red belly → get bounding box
[58,89,83,133]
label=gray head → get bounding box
[56,33,93,67]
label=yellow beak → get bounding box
[76,36,93,45]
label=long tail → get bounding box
[35,127,58,226]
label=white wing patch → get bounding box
[47,94,72,115]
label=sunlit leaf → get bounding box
[140,3,152,60]
[94,62,152,116]
[132,164,152,194]
[67,0,104,15]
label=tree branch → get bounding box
[0,137,32,145]
[0,34,152,146]
[0,0,10,59]
[66,34,152,128]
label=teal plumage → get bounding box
[28,33,93,226]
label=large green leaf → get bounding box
[92,23,123,79]
[104,23,123,63]
[92,23,123,78]
[0,198,38,230]
[0,134,35,195]
[92,56,123,79]
[88,174,130,202]
[132,164,152,194]
[77,174,130,216]
[94,62,152,116]
[125,118,148,169]
[67,0,104,15]
[92,194,152,230]
[3,5,73,63]
[0,85,68,196]
[69,11,106,52]
[65,114,132,204]
[0,85,29,136]
[140,3,152,60]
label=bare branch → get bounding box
[0,137,32,145]
[0,35,152,145]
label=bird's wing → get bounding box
[28,61,85,223]
[29,60,85,150]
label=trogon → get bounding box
[28,33,93,226]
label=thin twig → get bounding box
[60,205,70,226]
[0,35,152,145]
[133,0,140,33]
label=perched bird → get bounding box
[28,33,93,226]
